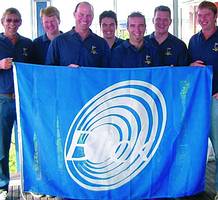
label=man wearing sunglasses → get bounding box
[0,7,33,200]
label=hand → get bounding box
[213,92,218,100]
[190,60,205,67]
[68,64,79,68]
[0,58,13,69]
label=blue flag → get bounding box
[13,63,212,199]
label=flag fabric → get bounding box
[13,62,212,200]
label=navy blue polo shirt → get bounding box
[33,32,63,64]
[144,33,188,66]
[188,28,218,95]
[111,37,124,50]
[32,34,51,64]
[0,33,33,93]
[46,28,110,67]
[111,39,160,68]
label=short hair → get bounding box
[74,1,94,14]
[99,10,117,26]
[40,6,60,21]
[127,12,146,27]
[154,5,171,19]
[198,1,217,15]
[1,7,21,21]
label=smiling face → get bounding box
[100,17,116,40]
[74,2,94,32]
[197,8,217,32]
[42,15,60,35]
[153,10,171,35]
[127,16,146,44]
[1,13,21,37]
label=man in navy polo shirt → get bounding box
[144,5,188,66]
[111,12,160,68]
[46,1,110,67]
[188,1,218,200]
[0,7,33,200]
[99,10,124,50]
[32,6,62,64]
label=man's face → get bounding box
[153,11,171,35]
[74,3,94,31]
[100,17,116,40]
[42,15,60,35]
[127,16,146,43]
[197,8,217,31]
[1,13,21,36]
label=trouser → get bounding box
[0,96,16,190]
[209,96,218,191]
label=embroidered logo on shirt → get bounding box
[91,46,97,54]
[212,43,218,52]
[22,48,28,57]
[165,48,172,56]
[144,55,151,65]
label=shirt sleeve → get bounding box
[101,41,111,67]
[177,42,189,66]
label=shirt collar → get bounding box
[123,39,145,51]
[70,27,93,40]
[0,32,21,41]
[199,26,218,40]
[149,32,156,40]
[43,31,63,42]
[150,32,172,43]
[42,34,50,42]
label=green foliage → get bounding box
[9,134,17,173]
[117,29,129,40]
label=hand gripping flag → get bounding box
[13,63,212,199]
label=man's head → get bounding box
[1,8,22,36]
[74,1,94,31]
[197,1,217,31]
[40,6,60,36]
[99,10,117,40]
[153,5,172,35]
[127,12,146,45]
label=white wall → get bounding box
[0,0,174,39]
[116,0,173,35]
[51,0,114,35]
[0,0,33,39]
[51,0,173,36]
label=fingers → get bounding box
[190,60,205,67]
[0,58,13,69]
[68,64,79,68]
[6,58,13,68]
[213,93,218,100]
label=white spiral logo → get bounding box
[65,80,167,191]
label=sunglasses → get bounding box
[5,18,20,23]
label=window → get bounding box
[35,1,48,37]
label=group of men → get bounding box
[0,1,218,200]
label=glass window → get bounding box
[51,0,174,39]
[35,1,48,37]
[116,0,173,37]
